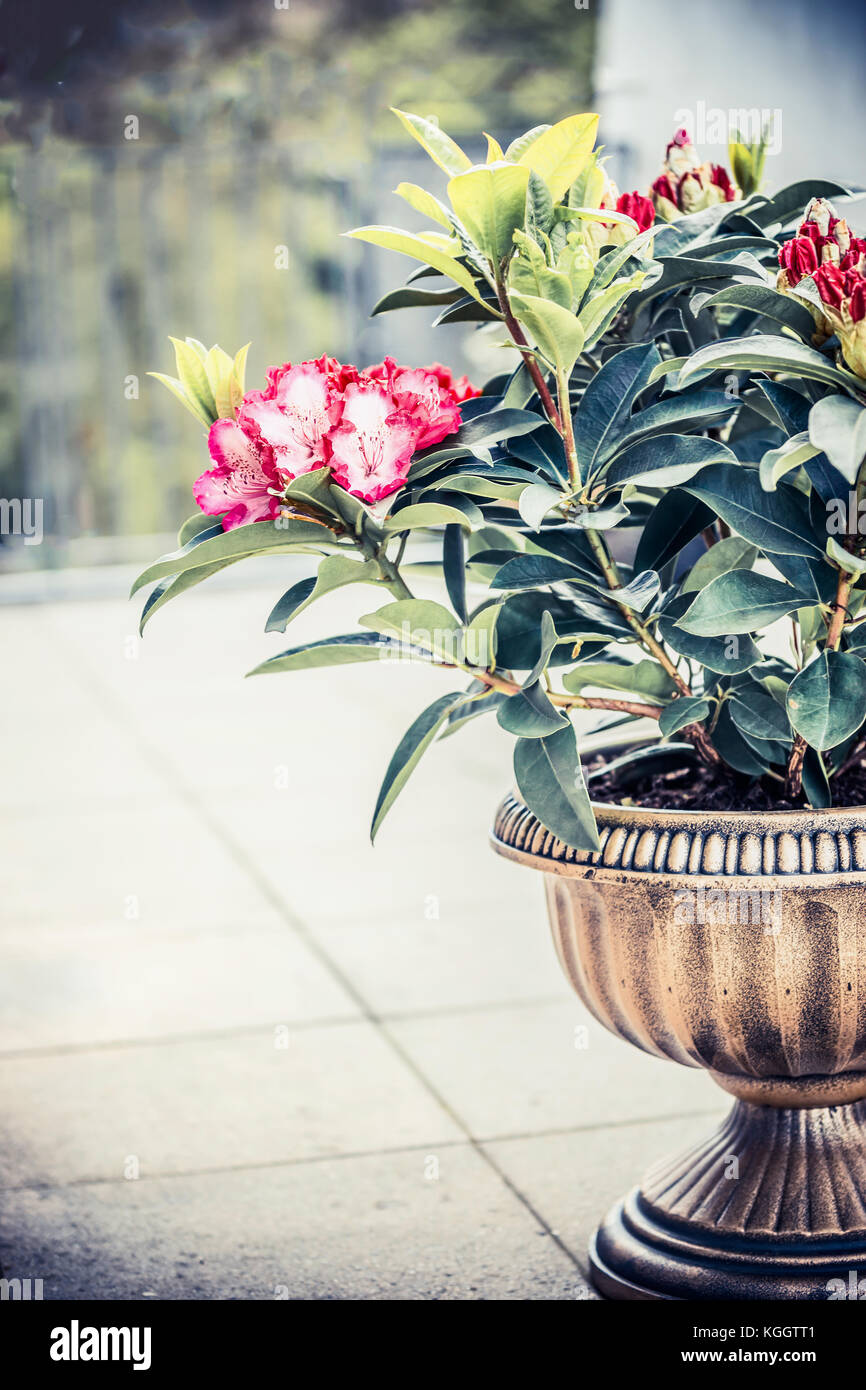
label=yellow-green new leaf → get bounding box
[394,182,453,229]
[345,225,490,306]
[169,336,218,423]
[484,132,505,162]
[509,230,572,308]
[516,113,599,202]
[230,342,250,414]
[147,371,212,428]
[391,108,472,176]
[205,345,237,420]
[447,162,530,266]
[510,290,585,376]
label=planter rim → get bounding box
[492,735,866,879]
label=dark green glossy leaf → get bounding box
[371,691,469,841]
[513,723,600,851]
[786,651,866,751]
[684,465,825,559]
[658,695,711,737]
[678,569,813,636]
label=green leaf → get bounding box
[168,336,218,422]
[658,602,761,675]
[659,696,711,737]
[498,683,569,737]
[604,389,734,461]
[265,555,382,632]
[443,524,467,623]
[447,162,530,265]
[681,536,757,594]
[696,284,816,340]
[147,371,213,428]
[634,492,715,575]
[408,407,543,476]
[515,113,599,202]
[371,285,464,316]
[604,570,660,613]
[602,434,736,492]
[809,397,866,486]
[803,747,832,809]
[505,124,551,163]
[264,577,317,633]
[131,519,336,596]
[177,513,220,547]
[394,181,453,229]
[139,557,242,635]
[577,269,646,350]
[249,632,412,677]
[518,481,564,531]
[826,537,866,576]
[371,690,469,840]
[345,225,490,305]
[711,703,768,776]
[360,599,463,663]
[684,466,824,559]
[787,651,866,751]
[562,659,675,701]
[490,553,590,590]
[759,432,820,490]
[575,342,660,482]
[513,722,600,851]
[677,335,863,393]
[678,569,812,636]
[390,108,472,176]
[384,499,483,532]
[510,291,585,376]
[508,230,572,308]
[730,687,791,741]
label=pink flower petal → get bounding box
[328,383,419,503]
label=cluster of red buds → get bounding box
[777,198,866,378]
[650,129,740,222]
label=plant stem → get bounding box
[785,568,854,798]
[556,364,580,487]
[583,527,721,766]
[467,665,662,719]
[495,279,563,431]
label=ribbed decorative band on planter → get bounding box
[491,780,866,1300]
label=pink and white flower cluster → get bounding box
[194,355,479,530]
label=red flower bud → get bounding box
[615,190,655,233]
[813,262,846,310]
[651,174,677,205]
[849,279,866,324]
[778,236,819,285]
[709,164,737,202]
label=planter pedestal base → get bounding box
[589,1097,866,1300]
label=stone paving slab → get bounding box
[0,1025,464,1188]
[0,1144,591,1301]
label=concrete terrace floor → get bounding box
[0,561,723,1300]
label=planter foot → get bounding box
[589,1098,866,1300]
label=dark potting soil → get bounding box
[586,756,866,813]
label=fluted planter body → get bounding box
[491,781,866,1300]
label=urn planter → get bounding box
[491,768,866,1301]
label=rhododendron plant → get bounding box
[136,104,866,851]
